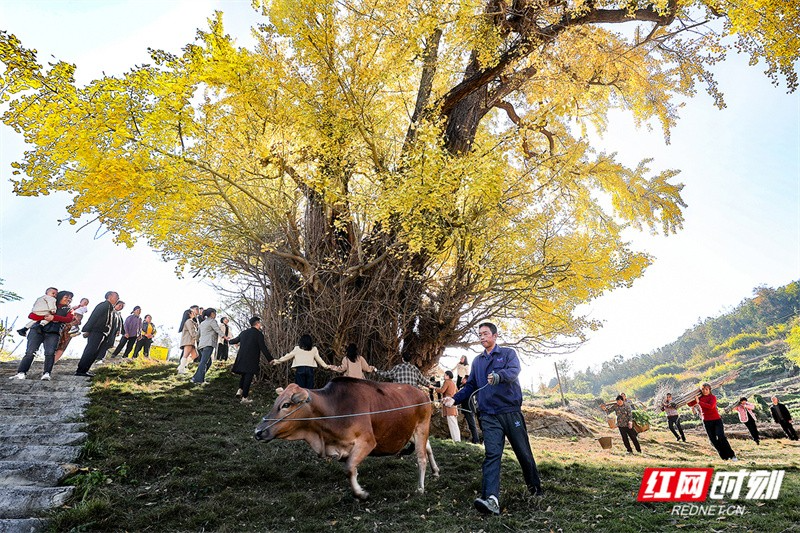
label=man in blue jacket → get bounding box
[444,322,543,515]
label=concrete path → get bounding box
[0,359,90,533]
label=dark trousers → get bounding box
[76,330,107,374]
[667,415,686,441]
[98,334,119,361]
[618,426,641,452]
[216,343,229,361]
[294,366,315,389]
[132,337,153,358]
[743,414,760,444]
[17,325,59,375]
[464,407,480,443]
[113,336,137,357]
[428,382,442,401]
[239,373,254,398]
[779,420,799,440]
[703,419,736,459]
[479,411,542,499]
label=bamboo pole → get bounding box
[671,369,741,408]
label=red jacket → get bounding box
[29,311,74,323]
[688,393,721,421]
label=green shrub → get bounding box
[727,342,772,359]
[786,325,800,366]
[700,361,742,381]
[751,354,797,380]
[711,332,770,355]
[645,363,683,377]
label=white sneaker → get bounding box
[474,495,500,515]
[8,373,26,380]
[730,457,739,462]
[240,397,253,404]
[40,373,51,381]
[236,388,243,398]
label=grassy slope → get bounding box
[51,359,800,532]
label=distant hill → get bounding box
[567,281,800,410]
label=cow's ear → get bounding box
[290,390,309,405]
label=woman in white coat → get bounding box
[272,334,329,388]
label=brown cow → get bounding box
[254,377,440,499]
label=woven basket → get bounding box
[633,422,650,433]
[598,436,613,449]
[607,414,617,429]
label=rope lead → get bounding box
[261,382,491,431]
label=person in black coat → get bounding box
[76,291,119,377]
[98,300,125,363]
[229,316,273,404]
[770,396,799,440]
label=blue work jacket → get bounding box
[451,345,523,415]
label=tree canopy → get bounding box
[1,0,798,370]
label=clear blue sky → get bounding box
[1,1,798,384]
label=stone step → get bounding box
[1,358,80,365]
[0,359,80,369]
[0,414,85,426]
[0,462,77,488]
[0,518,45,532]
[0,446,80,464]
[1,381,90,392]
[0,486,73,518]
[0,434,87,447]
[0,360,86,528]
[0,364,80,372]
[0,364,82,376]
[0,394,90,408]
[1,381,90,394]
[0,423,86,437]
[1,373,90,383]
[0,394,89,407]
[0,389,89,400]
[0,407,85,419]
[0,402,86,414]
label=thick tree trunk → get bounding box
[443,51,489,155]
[444,87,487,154]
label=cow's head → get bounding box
[254,384,311,442]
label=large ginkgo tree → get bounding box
[1,0,797,371]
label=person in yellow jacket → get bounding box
[132,314,157,358]
[271,334,330,388]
